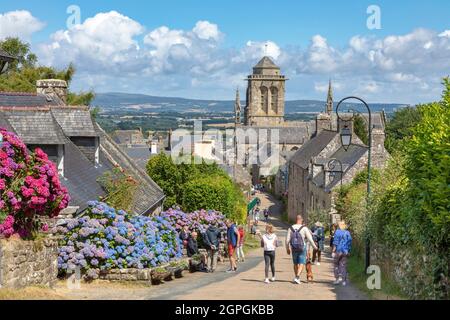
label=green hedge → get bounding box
[337,79,450,299]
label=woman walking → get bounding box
[257,224,278,284]
[332,220,352,286]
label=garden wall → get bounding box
[0,238,59,288]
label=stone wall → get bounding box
[0,238,59,288]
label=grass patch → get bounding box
[0,286,66,300]
[243,234,261,254]
[347,254,406,300]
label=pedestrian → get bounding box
[250,220,258,235]
[203,223,222,273]
[254,208,260,225]
[226,219,240,273]
[263,209,269,223]
[285,215,318,284]
[186,231,199,257]
[180,225,190,248]
[237,225,245,262]
[311,222,325,265]
[332,220,352,286]
[187,231,207,271]
[256,224,278,284]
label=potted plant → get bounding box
[151,266,172,284]
[189,254,203,273]
[168,260,188,278]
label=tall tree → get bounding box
[0,37,94,105]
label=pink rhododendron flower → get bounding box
[0,128,70,239]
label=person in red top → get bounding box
[236,225,245,262]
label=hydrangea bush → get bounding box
[160,207,227,234]
[55,201,183,274]
[0,128,70,238]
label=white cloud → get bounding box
[192,21,221,41]
[0,10,45,41]
[39,11,144,74]
[31,11,450,103]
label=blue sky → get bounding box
[1,0,449,103]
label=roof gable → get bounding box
[290,130,338,169]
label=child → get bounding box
[332,220,352,286]
[256,224,278,284]
[250,221,257,235]
[237,225,245,262]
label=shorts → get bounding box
[292,250,307,265]
[228,244,236,256]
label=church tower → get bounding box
[234,88,241,125]
[326,79,333,114]
[244,56,287,126]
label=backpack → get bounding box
[289,226,305,252]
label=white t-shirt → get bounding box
[262,233,278,251]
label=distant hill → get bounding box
[93,92,409,114]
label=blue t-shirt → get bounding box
[332,229,352,254]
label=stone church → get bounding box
[234,56,315,180]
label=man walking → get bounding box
[285,215,317,284]
[203,223,222,273]
[226,219,240,273]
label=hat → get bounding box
[315,222,323,227]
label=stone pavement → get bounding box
[172,192,367,300]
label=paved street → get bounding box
[170,192,366,300]
[54,192,366,300]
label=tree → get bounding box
[354,114,369,145]
[0,37,94,105]
[385,106,423,153]
[146,153,181,208]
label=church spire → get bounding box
[234,87,241,125]
[326,79,333,114]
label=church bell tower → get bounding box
[244,56,287,127]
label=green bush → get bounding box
[336,79,450,299]
[147,153,247,223]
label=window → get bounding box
[270,87,278,113]
[260,86,268,113]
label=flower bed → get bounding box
[160,208,226,234]
[0,129,69,239]
[54,201,183,278]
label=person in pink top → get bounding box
[236,225,245,262]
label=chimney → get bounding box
[36,79,68,105]
[315,113,332,134]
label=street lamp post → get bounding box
[335,96,372,272]
[326,158,343,189]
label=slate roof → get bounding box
[290,130,338,169]
[95,123,165,215]
[254,56,279,69]
[0,92,63,107]
[238,123,314,145]
[1,110,67,144]
[62,140,108,212]
[51,108,97,137]
[123,146,152,170]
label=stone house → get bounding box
[287,105,389,224]
[0,80,165,215]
